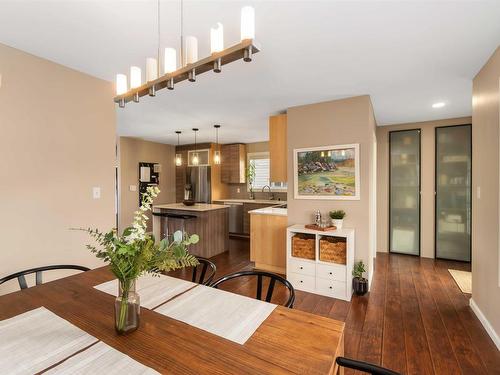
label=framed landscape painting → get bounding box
[294,144,360,200]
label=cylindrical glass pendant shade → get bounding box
[164,48,177,73]
[191,152,199,166]
[184,36,198,65]
[214,150,221,165]
[146,58,158,81]
[175,154,182,166]
[210,22,224,53]
[130,66,142,89]
[241,6,255,40]
[116,74,127,95]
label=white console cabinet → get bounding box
[286,224,354,301]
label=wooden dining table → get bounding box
[0,266,344,374]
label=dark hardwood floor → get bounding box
[169,238,500,375]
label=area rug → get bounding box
[448,269,472,294]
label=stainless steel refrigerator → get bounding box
[186,166,212,203]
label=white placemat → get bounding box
[154,285,277,344]
[0,307,97,375]
[46,341,159,374]
[94,274,197,309]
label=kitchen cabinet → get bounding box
[250,213,287,274]
[269,114,287,183]
[221,143,246,184]
[243,202,273,234]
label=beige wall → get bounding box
[226,141,287,201]
[118,137,176,232]
[376,117,472,258]
[471,46,500,345]
[287,96,377,284]
[0,43,116,294]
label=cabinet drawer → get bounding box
[288,258,315,276]
[316,263,346,282]
[288,272,315,290]
[316,278,346,297]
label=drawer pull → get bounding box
[300,280,303,283]
[329,272,332,275]
[300,266,303,269]
[329,286,333,289]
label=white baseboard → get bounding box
[469,298,500,350]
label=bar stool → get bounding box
[152,212,197,238]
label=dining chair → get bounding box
[210,270,295,308]
[335,357,401,375]
[192,257,216,285]
[0,265,90,290]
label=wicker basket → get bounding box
[291,234,315,260]
[319,237,346,264]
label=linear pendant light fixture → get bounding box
[114,1,260,108]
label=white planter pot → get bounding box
[331,219,343,229]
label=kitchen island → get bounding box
[152,203,229,258]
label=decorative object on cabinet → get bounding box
[352,260,368,296]
[304,224,337,232]
[329,210,346,229]
[269,114,287,183]
[287,224,354,301]
[114,1,259,108]
[220,143,246,184]
[294,144,360,200]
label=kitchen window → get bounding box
[247,152,287,192]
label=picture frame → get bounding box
[293,143,360,200]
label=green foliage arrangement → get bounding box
[352,260,366,279]
[329,210,346,220]
[76,186,200,331]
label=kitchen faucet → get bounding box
[262,185,274,200]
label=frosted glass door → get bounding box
[435,125,471,261]
[389,130,420,255]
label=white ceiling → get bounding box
[1,0,499,144]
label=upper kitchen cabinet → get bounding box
[269,114,287,183]
[221,143,246,184]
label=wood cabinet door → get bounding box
[221,144,246,184]
[269,114,287,183]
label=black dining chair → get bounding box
[210,270,295,308]
[191,257,216,285]
[0,265,90,290]
[335,357,401,375]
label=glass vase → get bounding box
[115,279,140,335]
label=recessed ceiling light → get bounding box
[432,102,446,108]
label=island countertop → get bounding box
[153,203,229,212]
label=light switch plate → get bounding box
[477,186,481,199]
[92,187,101,199]
[129,185,137,192]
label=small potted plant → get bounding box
[352,260,368,296]
[329,210,346,229]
